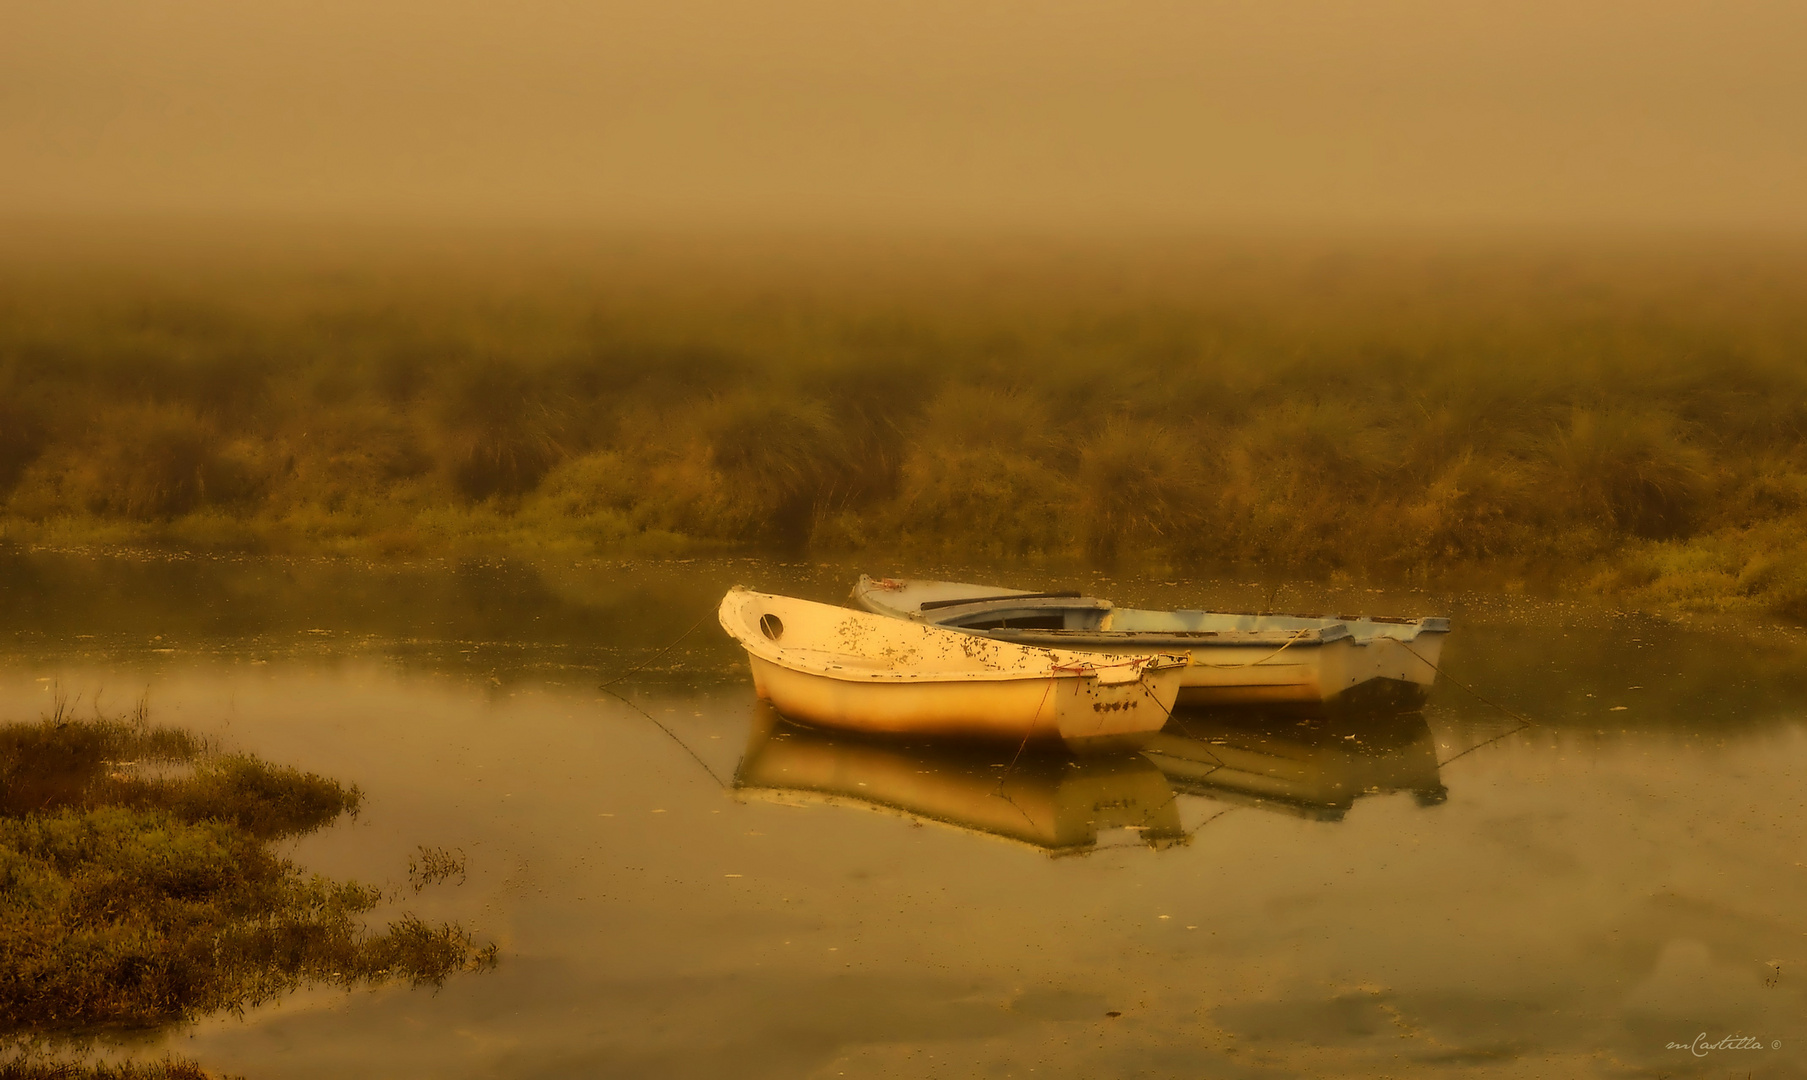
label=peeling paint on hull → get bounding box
[720,588,1186,752]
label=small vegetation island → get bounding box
[0,701,496,1079]
[2,233,1806,620]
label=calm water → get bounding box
[3,549,1806,1079]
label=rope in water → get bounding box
[1129,695,1234,841]
[994,677,1057,791]
[1397,639,1537,767]
[1160,711,1227,773]
[599,685,730,787]
[596,600,727,786]
[597,604,719,690]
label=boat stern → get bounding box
[1052,655,1187,751]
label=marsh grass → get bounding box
[0,710,496,1071]
[406,846,466,892]
[0,1054,234,1079]
[3,234,1806,616]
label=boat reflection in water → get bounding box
[733,704,1187,856]
[1142,711,1448,822]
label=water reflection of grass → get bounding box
[0,709,496,1077]
[3,238,1807,619]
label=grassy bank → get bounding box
[3,231,1806,619]
[0,703,495,1077]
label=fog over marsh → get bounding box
[6,0,1807,230]
[1,231,1805,624]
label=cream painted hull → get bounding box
[720,588,1186,752]
[1181,630,1445,706]
[747,653,1174,749]
[851,575,1450,709]
[973,633,1446,707]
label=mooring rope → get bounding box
[593,599,728,786]
[597,603,719,690]
[1161,711,1228,773]
[994,677,1057,791]
[599,685,729,787]
[1397,639,1537,767]
[1192,628,1312,669]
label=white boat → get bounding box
[718,587,1188,752]
[851,576,1450,709]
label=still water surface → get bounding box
[3,550,1805,1078]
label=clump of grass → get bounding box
[406,846,466,891]
[0,705,205,819]
[1596,518,1807,620]
[16,408,266,523]
[1540,408,1711,540]
[0,709,354,840]
[698,394,848,548]
[0,398,47,499]
[0,712,495,1057]
[0,1053,236,1079]
[879,387,1074,557]
[436,359,566,502]
[118,755,362,841]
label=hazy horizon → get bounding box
[7,0,1806,232]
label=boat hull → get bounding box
[1177,638,1346,706]
[747,654,1175,751]
[853,575,1449,709]
[720,588,1187,753]
[1039,633,1446,707]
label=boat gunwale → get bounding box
[917,590,1088,612]
[852,575,1452,639]
[976,627,1346,649]
[721,588,1188,686]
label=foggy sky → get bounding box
[5,0,1805,231]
